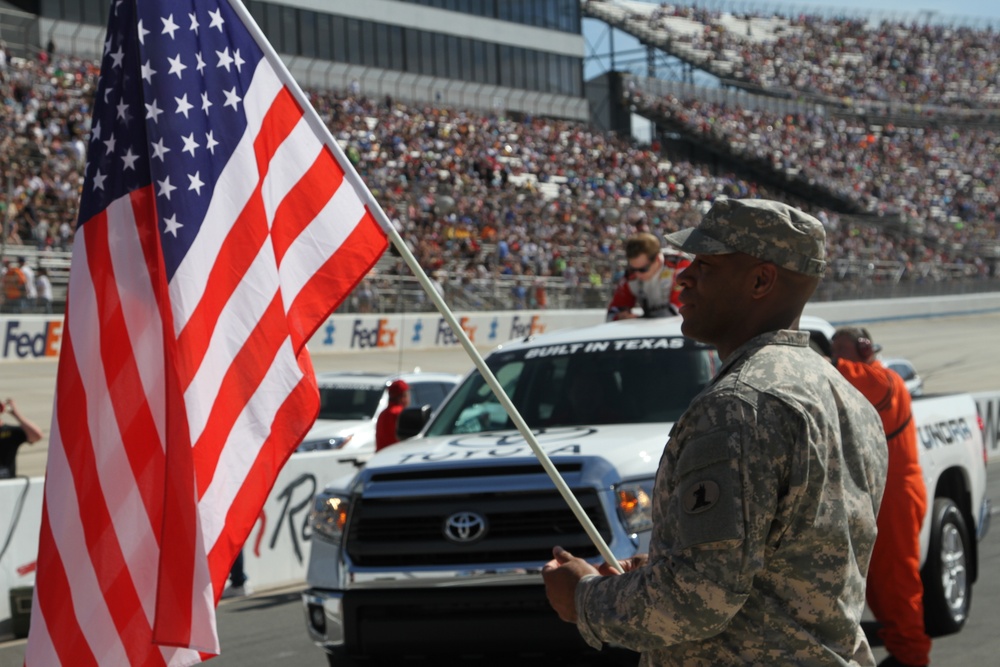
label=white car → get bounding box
[883,357,925,397]
[296,371,461,460]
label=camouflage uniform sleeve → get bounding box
[574,388,801,652]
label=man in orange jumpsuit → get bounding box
[832,326,930,667]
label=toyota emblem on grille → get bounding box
[444,511,488,543]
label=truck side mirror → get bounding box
[396,404,432,441]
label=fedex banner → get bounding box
[0,311,601,360]
[1,316,64,360]
[307,310,604,353]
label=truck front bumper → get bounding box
[303,585,595,658]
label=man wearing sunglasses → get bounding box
[606,232,691,321]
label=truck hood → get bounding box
[303,419,372,440]
[363,423,673,481]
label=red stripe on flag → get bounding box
[54,315,167,667]
[82,207,166,537]
[152,326,199,649]
[253,87,303,180]
[206,374,319,594]
[32,506,99,667]
[192,292,288,499]
[269,147,345,265]
[286,208,387,350]
[173,193,269,391]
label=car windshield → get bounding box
[317,385,384,420]
[426,336,719,436]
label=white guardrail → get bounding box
[3,293,1000,629]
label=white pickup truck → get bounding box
[302,316,990,665]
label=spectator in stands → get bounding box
[35,267,53,313]
[1,259,26,313]
[606,232,691,321]
[375,380,411,451]
[18,257,36,312]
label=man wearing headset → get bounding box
[832,327,930,667]
[606,232,691,321]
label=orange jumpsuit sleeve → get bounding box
[835,359,920,475]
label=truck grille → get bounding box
[345,489,611,567]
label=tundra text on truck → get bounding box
[302,316,989,665]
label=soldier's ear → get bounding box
[750,261,778,297]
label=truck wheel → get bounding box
[921,498,972,636]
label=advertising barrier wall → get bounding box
[0,452,361,625]
[304,309,604,354]
[7,291,1000,362]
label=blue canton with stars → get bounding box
[79,0,264,281]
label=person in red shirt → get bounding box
[832,327,930,667]
[606,232,691,321]
[375,380,411,451]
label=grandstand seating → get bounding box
[2,18,999,316]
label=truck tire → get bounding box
[921,498,972,636]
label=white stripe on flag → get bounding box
[44,417,131,665]
[260,115,322,223]
[278,178,368,302]
[183,239,282,445]
[67,228,161,618]
[199,338,302,549]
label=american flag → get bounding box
[25,0,386,664]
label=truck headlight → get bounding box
[615,480,654,534]
[298,434,353,452]
[311,493,350,541]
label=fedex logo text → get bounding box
[436,317,477,345]
[350,319,397,349]
[4,320,63,359]
[510,315,546,339]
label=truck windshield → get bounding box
[317,385,383,420]
[425,337,718,436]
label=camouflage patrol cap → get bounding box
[663,199,827,277]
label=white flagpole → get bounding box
[226,0,623,574]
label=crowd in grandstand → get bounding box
[629,87,1000,260]
[588,0,1000,111]
[2,23,998,312]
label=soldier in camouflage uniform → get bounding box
[543,199,889,666]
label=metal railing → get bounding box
[3,242,998,316]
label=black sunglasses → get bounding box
[626,261,654,276]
